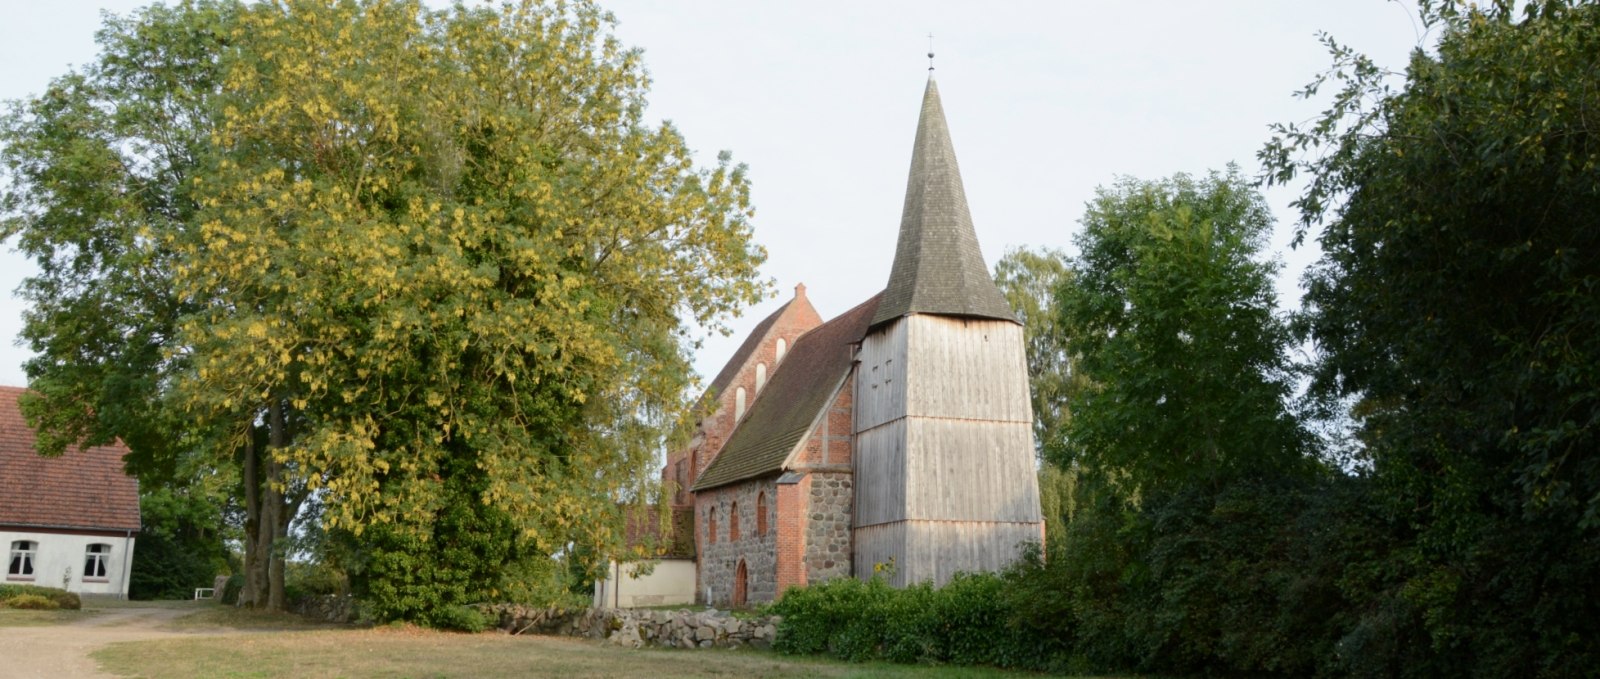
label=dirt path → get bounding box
[0,606,242,679]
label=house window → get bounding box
[84,544,111,580]
[707,507,717,545]
[8,541,36,579]
[756,491,768,536]
[735,387,747,420]
[730,501,741,541]
[755,363,767,393]
[775,338,787,363]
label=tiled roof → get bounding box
[694,293,882,491]
[0,387,140,532]
[708,300,794,398]
[872,77,1018,327]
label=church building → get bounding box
[664,75,1043,607]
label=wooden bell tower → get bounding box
[851,76,1044,587]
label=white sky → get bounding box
[0,1,1429,389]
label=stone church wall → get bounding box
[804,472,853,583]
[697,477,778,606]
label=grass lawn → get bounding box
[93,625,1084,678]
[0,607,100,627]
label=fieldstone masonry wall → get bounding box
[478,604,780,649]
[805,472,853,582]
[698,478,778,605]
[292,594,356,623]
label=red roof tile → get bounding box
[0,386,140,533]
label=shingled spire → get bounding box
[870,76,1018,327]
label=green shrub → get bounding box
[0,584,81,610]
[434,604,488,633]
[4,593,60,610]
[284,560,346,604]
[771,570,1060,671]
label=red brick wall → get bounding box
[664,285,823,510]
[774,474,810,596]
[666,285,829,603]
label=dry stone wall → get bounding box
[477,603,780,649]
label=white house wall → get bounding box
[2,529,135,597]
[592,558,697,609]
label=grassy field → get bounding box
[0,599,1103,678]
[93,625,1070,678]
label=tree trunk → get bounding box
[263,400,288,612]
[240,436,265,608]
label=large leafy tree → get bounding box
[994,247,1083,551]
[1,0,764,615]
[1056,169,1311,496]
[1261,1,1600,671]
[993,246,1078,458]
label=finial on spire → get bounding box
[927,33,935,72]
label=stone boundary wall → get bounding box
[292,594,356,623]
[477,603,780,649]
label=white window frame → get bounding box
[8,540,37,580]
[84,543,112,581]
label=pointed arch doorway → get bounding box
[733,559,748,607]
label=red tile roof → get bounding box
[0,386,140,533]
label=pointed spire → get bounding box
[871,77,1018,327]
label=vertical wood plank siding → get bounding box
[905,418,1040,522]
[852,421,906,527]
[906,316,1031,422]
[853,520,1042,588]
[851,314,1044,587]
[853,320,908,433]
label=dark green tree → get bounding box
[994,246,1079,457]
[129,485,233,600]
[1262,1,1600,673]
[1057,168,1312,496]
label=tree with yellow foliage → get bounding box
[2,0,764,618]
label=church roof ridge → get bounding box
[870,76,1018,327]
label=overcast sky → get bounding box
[0,1,1430,388]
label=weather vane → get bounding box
[927,33,935,72]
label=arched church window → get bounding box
[730,501,741,541]
[735,387,747,420]
[756,491,768,536]
[755,363,767,393]
[775,338,787,363]
[707,507,717,545]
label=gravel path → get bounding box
[0,606,237,679]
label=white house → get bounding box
[0,386,139,598]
